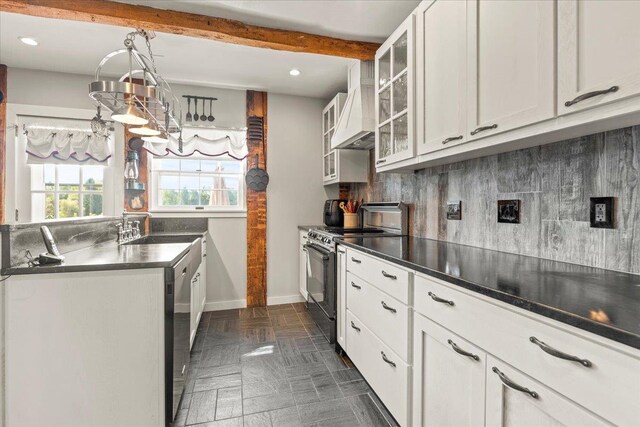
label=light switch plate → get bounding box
[497,200,520,224]
[446,201,462,220]
[590,197,615,228]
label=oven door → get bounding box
[304,243,336,342]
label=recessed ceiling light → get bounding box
[289,69,301,76]
[19,37,39,46]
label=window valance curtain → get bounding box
[142,127,248,160]
[25,123,112,165]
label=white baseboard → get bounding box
[203,295,304,312]
[204,299,246,311]
[267,294,305,305]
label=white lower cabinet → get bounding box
[299,230,309,299]
[486,355,609,427]
[339,247,639,427]
[336,245,347,350]
[346,310,410,426]
[412,313,486,427]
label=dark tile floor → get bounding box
[172,303,399,427]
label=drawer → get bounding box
[346,248,411,304]
[347,272,411,361]
[414,273,640,426]
[346,310,410,426]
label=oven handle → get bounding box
[304,243,332,260]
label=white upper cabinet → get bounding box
[467,0,556,141]
[375,14,416,169]
[323,93,346,183]
[558,0,640,115]
[323,93,369,185]
[417,0,468,155]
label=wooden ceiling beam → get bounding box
[0,0,380,60]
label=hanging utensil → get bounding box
[245,116,269,192]
[90,104,108,137]
[200,98,207,121]
[185,97,192,122]
[194,98,199,121]
[208,99,215,122]
[245,154,269,192]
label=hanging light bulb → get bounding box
[129,120,161,136]
[111,99,149,125]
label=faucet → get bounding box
[117,210,152,244]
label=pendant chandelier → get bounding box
[88,30,182,148]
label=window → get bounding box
[151,157,245,211]
[30,164,104,221]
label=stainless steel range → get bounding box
[304,202,407,345]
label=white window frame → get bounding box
[30,164,105,221]
[5,105,119,224]
[150,155,247,213]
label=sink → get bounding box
[124,234,201,245]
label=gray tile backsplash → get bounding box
[342,125,640,274]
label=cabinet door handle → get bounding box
[492,367,538,399]
[470,124,498,136]
[351,282,361,290]
[381,270,397,280]
[564,85,618,107]
[350,321,361,332]
[381,301,397,313]
[529,337,592,367]
[351,257,362,264]
[447,339,479,361]
[376,159,387,165]
[381,351,396,367]
[441,135,463,145]
[428,291,455,306]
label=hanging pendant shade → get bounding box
[130,120,161,136]
[142,134,169,143]
[111,100,149,125]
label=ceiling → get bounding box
[0,1,420,98]
[116,0,421,43]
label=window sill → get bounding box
[149,210,247,219]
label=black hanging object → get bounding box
[245,116,269,191]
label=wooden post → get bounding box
[246,91,268,307]
[0,64,7,224]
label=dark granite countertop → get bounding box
[2,234,202,275]
[338,236,640,349]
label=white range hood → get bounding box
[330,61,376,150]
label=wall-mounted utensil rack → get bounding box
[183,95,218,123]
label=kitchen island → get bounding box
[4,233,206,427]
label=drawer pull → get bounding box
[381,270,397,280]
[447,339,479,361]
[376,159,387,165]
[529,337,592,367]
[351,282,362,290]
[564,85,618,107]
[381,301,397,313]
[381,351,397,368]
[351,257,362,264]
[470,123,497,136]
[442,135,463,145]
[350,321,361,332]
[428,291,455,306]
[492,367,538,399]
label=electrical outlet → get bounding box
[590,197,615,228]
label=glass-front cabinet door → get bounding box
[323,93,347,183]
[375,14,415,169]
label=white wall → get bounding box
[267,93,337,303]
